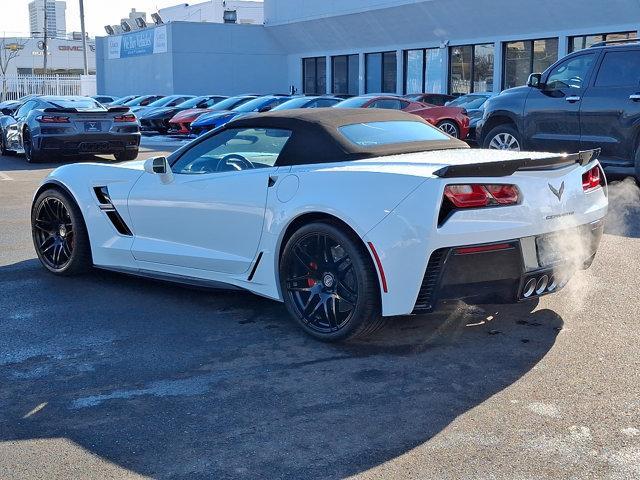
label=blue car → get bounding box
[190,95,291,135]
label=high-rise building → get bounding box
[29,0,67,38]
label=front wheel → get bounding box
[0,132,15,156]
[280,222,383,342]
[31,188,92,275]
[114,150,139,161]
[483,124,522,151]
[437,120,460,139]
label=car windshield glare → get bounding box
[447,95,489,109]
[233,97,274,113]
[339,120,449,146]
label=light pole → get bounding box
[43,0,48,73]
[79,0,89,75]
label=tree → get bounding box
[0,37,27,102]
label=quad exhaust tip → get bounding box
[523,273,565,299]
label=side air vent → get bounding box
[93,186,133,236]
[412,248,449,314]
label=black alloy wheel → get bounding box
[32,189,91,275]
[33,196,75,270]
[281,222,383,341]
[23,128,43,163]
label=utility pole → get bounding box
[79,0,88,75]
[43,0,48,73]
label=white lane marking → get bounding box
[0,171,13,181]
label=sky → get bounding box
[0,0,262,38]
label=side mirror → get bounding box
[144,156,174,183]
[527,73,543,88]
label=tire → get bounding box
[437,120,460,139]
[114,150,139,161]
[634,144,640,183]
[23,128,45,163]
[31,188,92,276]
[0,132,15,156]
[279,221,384,342]
[483,124,523,151]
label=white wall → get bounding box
[159,0,264,25]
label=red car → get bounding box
[334,95,470,139]
[168,95,258,134]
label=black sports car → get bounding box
[0,96,140,163]
[138,95,227,134]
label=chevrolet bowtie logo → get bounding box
[548,181,565,202]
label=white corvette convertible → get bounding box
[31,109,608,341]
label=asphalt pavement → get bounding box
[0,142,639,480]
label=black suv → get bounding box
[477,41,640,178]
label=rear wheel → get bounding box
[437,120,460,139]
[483,124,522,151]
[280,222,383,342]
[114,150,139,161]
[31,188,92,275]
[634,144,640,182]
[24,128,45,163]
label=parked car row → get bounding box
[89,92,473,140]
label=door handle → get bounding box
[629,94,640,102]
[565,96,581,103]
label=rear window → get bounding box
[339,121,449,146]
[48,98,103,110]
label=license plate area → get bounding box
[79,141,109,152]
[536,230,576,267]
[84,121,102,132]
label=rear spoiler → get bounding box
[41,106,132,114]
[433,149,601,178]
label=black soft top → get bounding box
[226,108,468,166]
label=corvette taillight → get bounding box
[444,184,521,208]
[114,114,136,122]
[582,166,602,191]
[36,115,70,123]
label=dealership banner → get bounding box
[108,26,168,59]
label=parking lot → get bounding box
[1,142,639,479]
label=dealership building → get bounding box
[96,0,640,97]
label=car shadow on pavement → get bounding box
[0,260,563,479]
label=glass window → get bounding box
[173,128,292,174]
[472,44,494,93]
[334,97,370,108]
[332,54,359,95]
[47,98,103,110]
[366,52,397,93]
[368,98,406,110]
[339,121,449,146]
[303,57,326,95]
[424,49,444,93]
[449,45,473,95]
[503,38,559,89]
[569,31,637,52]
[405,49,424,94]
[366,53,382,93]
[546,53,596,90]
[16,101,37,118]
[595,51,640,87]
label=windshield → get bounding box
[210,96,256,111]
[48,98,104,110]
[447,95,490,109]
[111,96,135,105]
[339,120,449,146]
[271,97,313,111]
[124,96,155,106]
[146,96,184,108]
[232,97,276,113]
[176,97,206,109]
[334,97,369,108]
